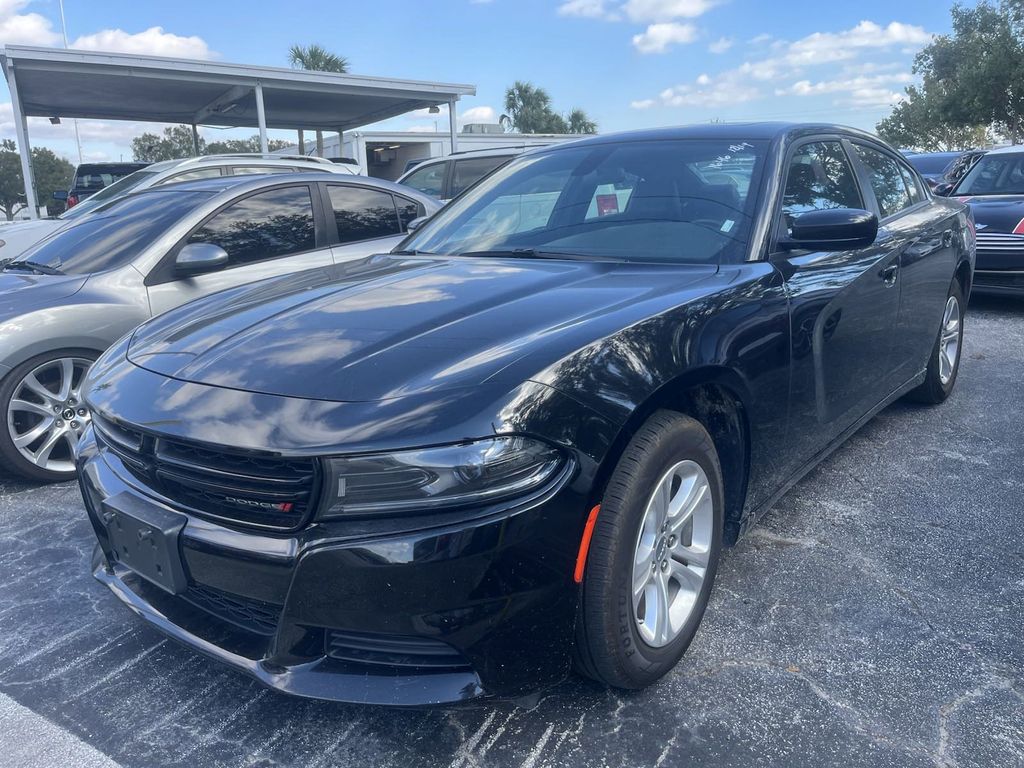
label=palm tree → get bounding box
[500,81,556,134]
[567,108,598,135]
[288,44,350,157]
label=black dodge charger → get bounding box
[947,146,1024,295]
[78,123,974,706]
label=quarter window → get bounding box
[402,162,446,197]
[782,141,862,234]
[327,185,402,243]
[187,185,316,265]
[450,157,511,198]
[853,145,913,218]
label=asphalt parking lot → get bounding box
[0,295,1020,768]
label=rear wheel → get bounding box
[0,350,97,482]
[574,410,723,689]
[907,281,964,404]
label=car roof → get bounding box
[979,145,1024,156]
[149,171,441,209]
[521,122,883,152]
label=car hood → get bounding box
[0,271,88,315]
[127,255,719,402]
[957,195,1024,232]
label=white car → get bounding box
[0,154,357,262]
[397,147,537,203]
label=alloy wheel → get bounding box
[631,459,715,648]
[6,357,93,474]
[938,296,961,385]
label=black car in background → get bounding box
[56,161,149,209]
[906,149,985,192]
[947,146,1024,295]
[79,123,973,705]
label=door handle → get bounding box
[880,263,899,286]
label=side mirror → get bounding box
[52,190,68,201]
[779,208,879,252]
[933,182,954,197]
[406,215,430,233]
[174,242,229,275]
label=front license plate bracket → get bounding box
[101,492,189,595]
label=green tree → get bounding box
[911,0,1024,143]
[500,81,597,134]
[288,44,349,157]
[132,125,203,162]
[566,108,598,135]
[876,84,989,151]
[0,139,74,221]
[205,136,291,155]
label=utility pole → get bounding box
[58,0,84,164]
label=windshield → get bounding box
[10,190,214,275]
[59,168,161,220]
[955,153,1024,195]
[402,139,768,264]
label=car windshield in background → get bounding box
[955,153,1024,195]
[403,139,767,264]
[8,190,213,275]
[59,169,161,220]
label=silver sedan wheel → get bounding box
[6,357,93,474]
[631,459,715,648]
[938,296,961,385]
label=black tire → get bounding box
[906,280,965,405]
[574,409,724,689]
[0,349,98,483]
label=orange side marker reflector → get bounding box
[574,504,601,583]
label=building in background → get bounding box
[280,123,579,181]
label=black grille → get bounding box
[94,414,319,531]
[325,629,471,671]
[184,583,282,636]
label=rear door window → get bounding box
[853,144,913,219]
[159,168,224,184]
[450,156,511,198]
[401,162,447,197]
[187,185,316,266]
[326,185,402,243]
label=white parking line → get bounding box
[0,691,120,768]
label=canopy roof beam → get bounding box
[193,84,252,125]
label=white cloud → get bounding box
[631,19,931,113]
[558,0,620,20]
[71,26,214,59]
[708,36,733,54]
[632,22,697,53]
[0,0,60,46]
[748,33,772,45]
[775,72,913,98]
[623,0,717,22]
[460,105,497,123]
[786,21,930,65]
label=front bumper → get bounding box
[78,429,589,706]
[973,269,1024,296]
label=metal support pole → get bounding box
[191,124,201,156]
[338,129,344,160]
[298,129,305,155]
[448,99,459,154]
[254,81,268,153]
[6,64,38,220]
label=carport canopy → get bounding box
[0,44,475,218]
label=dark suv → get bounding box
[57,162,149,209]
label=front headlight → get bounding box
[319,436,565,518]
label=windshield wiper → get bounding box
[457,248,619,262]
[391,249,435,256]
[3,260,64,275]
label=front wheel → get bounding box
[0,350,97,482]
[907,281,965,405]
[574,410,724,689]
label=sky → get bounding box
[0,0,964,163]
